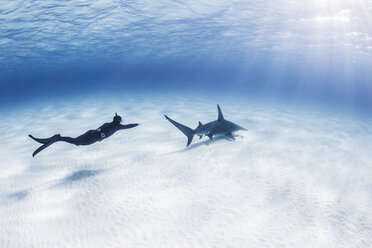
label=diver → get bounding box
[29,113,139,157]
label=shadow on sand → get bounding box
[63,169,100,183]
[6,170,103,203]
[50,169,102,188]
[163,135,240,155]
[8,190,29,201]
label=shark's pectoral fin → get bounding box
[226,132,235,140]
[198,135,203,139]
[207,134,213,141]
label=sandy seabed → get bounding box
[1,95,371,248]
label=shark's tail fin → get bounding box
[164,115,194,146]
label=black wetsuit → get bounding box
[29,117,138,157]
[58,122,138,146]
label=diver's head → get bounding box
[113,113,122,123]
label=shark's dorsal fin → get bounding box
[217,104,224,121]
[198,121,203,127]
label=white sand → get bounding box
[1,95,371,248]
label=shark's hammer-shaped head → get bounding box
[229,122,248,132]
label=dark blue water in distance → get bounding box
[1,0,372,115]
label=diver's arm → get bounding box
[119,123,139,129]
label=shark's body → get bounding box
[164,104,247,146]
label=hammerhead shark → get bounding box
[164,104,247,147]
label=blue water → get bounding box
[1,0,372,114]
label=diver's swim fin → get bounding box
[32,142,54,157]
[29,134,53,144]
[29,134,61,157]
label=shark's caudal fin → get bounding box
[164,115,194,146]
[217,104,224,121]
